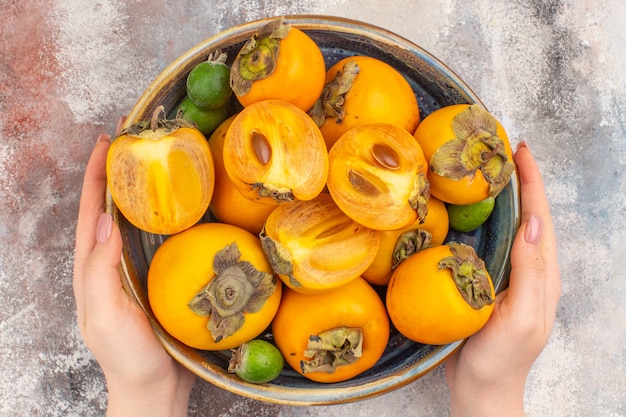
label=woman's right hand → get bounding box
[445,142,562,417]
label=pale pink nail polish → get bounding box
[524,214,542,245]
[96,133,110,145]
[96,213,113,243]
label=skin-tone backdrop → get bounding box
[1,1,625,416]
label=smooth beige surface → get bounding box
[1,1,625,416]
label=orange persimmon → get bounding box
[272,277,390,383]
[260,193,379,294]
[106,109,214,235]
[413,103,515,205]
[386,242,495,345]
[309,55,420,149]
[208,115,276,235]
[230,19,326,112]
[362,196,449,286]
[223,99,328,205]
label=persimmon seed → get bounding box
[348,170,379,196]
[251,131,271,165]
[372,143,400,169]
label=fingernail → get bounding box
[96,213,113,243]
[96,133,110,145]
[524,214,542,245]
[115,116,127,135]
[517,141,528,151]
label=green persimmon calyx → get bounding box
[301,327,363,374]
[308,59,360,126]
[430,104,515,198]
[188,243,276,342]
[230,18,290,96]
[438,242,494,310]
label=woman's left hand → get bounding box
[73,133,195,417]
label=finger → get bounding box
[508,215,546,315]
[82,213,125,325]
[514,143,561,304]
[508,144,561,323]
[115,116,127,136]
[515,143,551,227]
[73,134,111,319]
[75,135,111,260]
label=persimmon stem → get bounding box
[151,105,165,130]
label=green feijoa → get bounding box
[186,54,232,110]
[175,96,228,136]
[447,197,496,233]
[228,339,284,384]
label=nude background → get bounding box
[1,1,625,416]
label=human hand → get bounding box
[73,132,195,417]
[444,142,561,417]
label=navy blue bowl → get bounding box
[108,15,521,406]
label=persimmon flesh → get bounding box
[106,115,214,235]
[223,99,328,205]
[260,194,379,294]
[327,123,430,231]
[208,115,276,235]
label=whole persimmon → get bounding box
[386,242,495,345]
[230,19,326,112]
[148,222,282,351]
[309,55,420,149]
[272,277,389,383]
[413,103,515,205]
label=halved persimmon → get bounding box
[223,99,328,205]
[260,193,379,294]
[362,196,449,286]
[106,108,214,235]
[309,55,420,149]
[327,123,430,231]
[208,115,276,235]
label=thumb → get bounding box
[82,213,125,316]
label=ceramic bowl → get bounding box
[107,15,520,405]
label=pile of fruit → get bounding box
[106,18,516,385]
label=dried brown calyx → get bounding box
[430,104,515,198]
[122,105,196,137]
[188,243,276,342]
[408,172,431,222]
[300,327,363,374]
[392,228,433,269]
[230,18,290,96]
[438,242,494,310]
[258,229,301,288]
[308,59,360,126]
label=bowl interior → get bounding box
[109,15,520,405]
